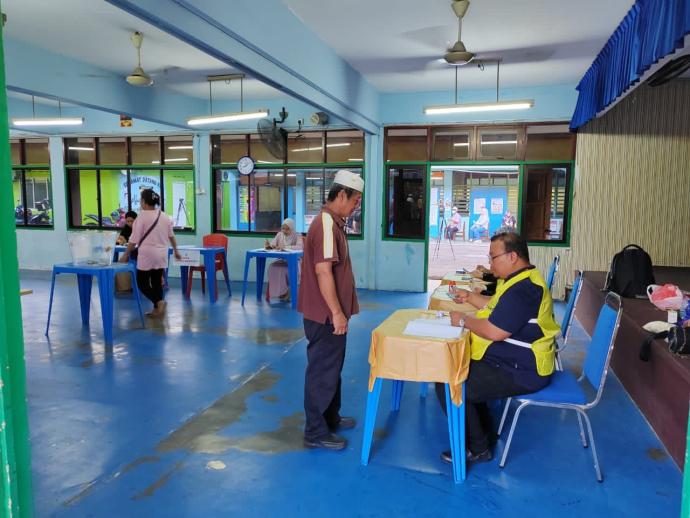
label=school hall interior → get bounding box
[0,0,688,516]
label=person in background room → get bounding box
[116,211,138,245]
[445,207,461,240]
[265,218,304,301]
[469,206,490,241]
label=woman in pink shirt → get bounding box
[121,189,181,317]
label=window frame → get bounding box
[211,163,365,240]
[64,135,197,233]
[12,138,53,229]
[383,162,429,241]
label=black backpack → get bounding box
[604,244,655,298]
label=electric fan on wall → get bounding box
[257,107,288,160]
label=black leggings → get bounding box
[137,268,164,305]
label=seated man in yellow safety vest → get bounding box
[436,231,559,464]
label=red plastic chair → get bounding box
[186,234,229,298]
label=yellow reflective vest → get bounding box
[470,268,559,376]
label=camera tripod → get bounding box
[432,214,455,260]
[175,198,190,227]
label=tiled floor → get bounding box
[428,240,490,279]
[20,270,682,517]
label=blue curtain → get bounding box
[570,0,690,130]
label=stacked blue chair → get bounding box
[545,254,560,293]
[498,292,622,482]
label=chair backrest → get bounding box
[560,270,584,341]
[203,233,228,251]
[582,292,622,404]
[546,254,560,290]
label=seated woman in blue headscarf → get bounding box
[265,218,303,301]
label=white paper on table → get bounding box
[403,318,463,339]
[172,249,201,267]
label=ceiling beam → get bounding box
[105,0,381,134]
[4,37,207,129]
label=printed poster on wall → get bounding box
[473,197,486,214]
[490,198,503,214]
[121,173,161,212]
[239,186,249,223]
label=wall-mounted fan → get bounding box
[126,32,153,87]
[257,107,288,160]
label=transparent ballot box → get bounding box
[67,231,118,266]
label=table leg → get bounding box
[445,383,466,483]
[180,266,189,299]
[287,256,298,310]
[130,266,145,327]
[255,257,267,301]
[45,269,58,336]
[222,251,232,296]
[204,251,217,303]
[391,380,404,411]
[360,378,383,466]
[76,274,93,327]
[241,253,251,306]
[419,382,429,398]
[98,270,115,345]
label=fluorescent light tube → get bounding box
[68,146,95,151]
[292,142,351,152]
[12,117,84,127]
[151,158,189,164]
[424,100,534,115]
[452,143,470,147]
[168,145,193,150]
[187,110,268,126]
[482,140,518,145]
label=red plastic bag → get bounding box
[647,283,685,311]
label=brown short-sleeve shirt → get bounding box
[298,207,359,324]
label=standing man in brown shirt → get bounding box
[298,169,364,451]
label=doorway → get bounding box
[427,164,519,282]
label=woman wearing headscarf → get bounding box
[265,218,303,301]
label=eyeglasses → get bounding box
[487,251,511,262]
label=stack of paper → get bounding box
[403,318,463,339]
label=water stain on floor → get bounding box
[226,327,304,346]
[156,369,281,454]
[228,412,305,453]
[132,461,185,501]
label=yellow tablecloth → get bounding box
[428,285,478,313]
[440,271,489,287]
[368,309,470,405]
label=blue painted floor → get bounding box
[20,271,682,517]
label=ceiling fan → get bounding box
[444,0,475,66]
[126,31,153,87]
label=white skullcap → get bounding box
[333,169,364,192]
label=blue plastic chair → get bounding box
[498,292,622,482]
[545,254,560,293]
[497,270,585,435]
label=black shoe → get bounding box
[440,448,493,464]
[303,433,347,451]
[329,416,356,431]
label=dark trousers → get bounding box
[137,268,164,305]
[303,318,347,440]
[436,359,549,454]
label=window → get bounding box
[213,167,363,236]
[65,136,196,231]
[385,165,426,239]
[477,128,523,159]
[12,138,53,227]
[386,128,428,162]
[525,124,575,161]
[431,128,471,161]
[521,164,572,243]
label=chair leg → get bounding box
[578,409,603,482]
[391,380,404,411]
[555,353,563,371]
[419,382,428,398]
[576,411,588,447]
[499,401,530,468]
[497,397,512,435]
[185,268,194,299]
[201,270,206,294]
[361,378,383,466]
